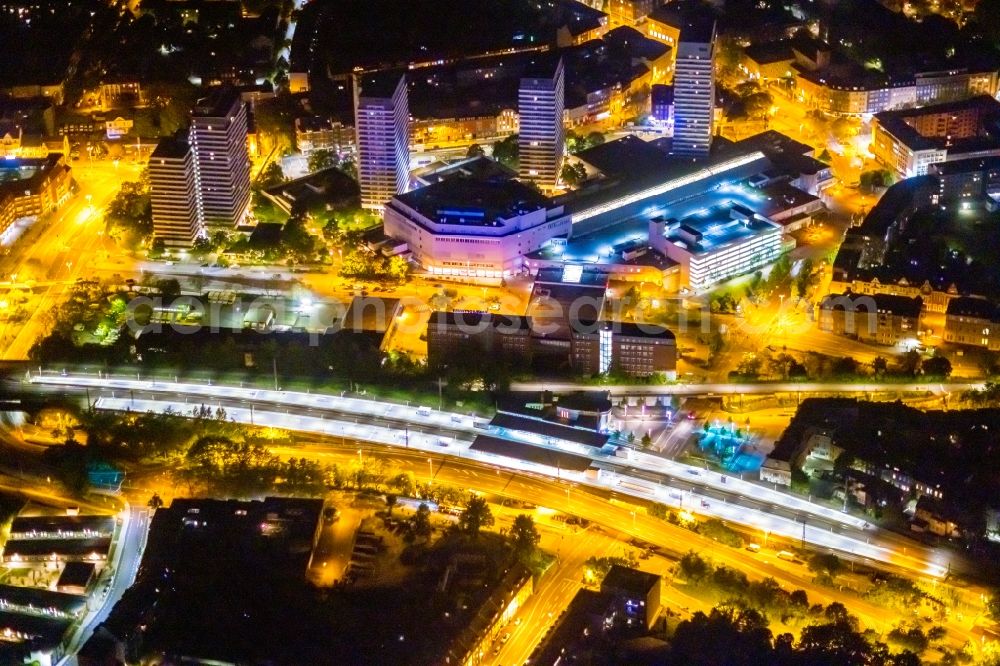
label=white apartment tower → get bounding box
[672,19,717,158]
[189,87,252,228]
[518,57,565,190]
[354,74,410,210]
[149,136,202,248]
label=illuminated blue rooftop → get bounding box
[664,204,780,254]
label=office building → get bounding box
[355,73,410,210]
[671,17,716,157]
[518,58,565,189]
[426,312,533,369]
[650,205,783,291]
[189,87,251,228]
[426,311,676,378]
[570,320,677,377]
[149,136,202,248]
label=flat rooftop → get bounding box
[150,137,190,160]
[874,95,1000,151]
[395,177,552,226]
[490,412,609,448]
[191,86,241,118]
[0,584,87,617]
[665,204,780,254]
[2,537,111,560]
[574,135,679,183]
[357,72,405,100]
[56,561,97,589]
[602,564,661,595]
[413,156,515,188]
[469,435,595,472]
[10,515,115,538]
[0,610,69,646]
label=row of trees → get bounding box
[666,600,937,665]
[730,348,953,382]
[388,493,540,565]
[105,172,153,251]
[307,149,357,180]
[339,249,409,282]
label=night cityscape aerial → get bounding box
[1,0,1000,664]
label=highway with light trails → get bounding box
[25,372,958,579]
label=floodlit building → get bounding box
[149,136,202,248]
[426,267,676,377]
[294,116,354,156]
[189,87,252,228]
[671,17,716,157]
[518,58,565,190]
[382,175,572,278]
[818,292,923,345]
[0,153,72,237]
[606,0,656,26]
[649,205,783,291]
[355,73,410,211]
[871,96,1000,178]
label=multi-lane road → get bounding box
[258,441,983,652]
[22,372,965,581]
[0,160,141,360]
[512,379,980,396]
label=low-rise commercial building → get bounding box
[1,538,111,565]
[9,515,115,540]
[570,321,677,377]
[650,205,784,291]
[818,292,922,345]
[426,312,676,378]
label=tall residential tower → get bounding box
[149,136,201,247]
[354,74,410,210]
[189,87,251,228]
[518,57,565,190]
[671,18,716,158]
